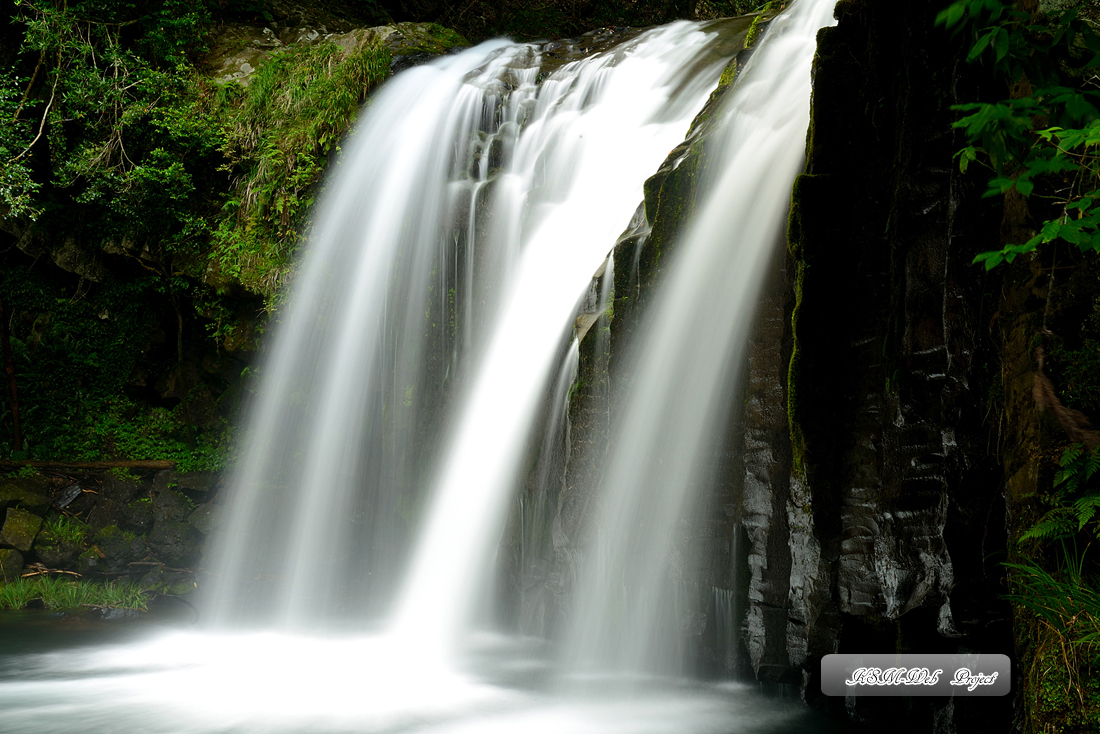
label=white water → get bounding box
[0,2,838,731]
[563,0,837,674]
[389,21,739,655]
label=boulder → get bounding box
[140,567,197,597]
[172,472,220,495]
[33,539,81,569]
[79,525,147,575]
[0,482,51,512]
[187,503,223,536]
[0,508,42,551]
[99,474,143,504]
[153,489,194,526]
[87,498,126,530]
[32,522,87,569]
[0,548,23,583]
[145,522,199,567]
[122,499,154,533]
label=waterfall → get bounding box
[207,18,746,642]
[0,4,841,733]
[562,0,837,674]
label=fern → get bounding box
[1023,444,1100,544]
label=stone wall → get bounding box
[0,469,221,599]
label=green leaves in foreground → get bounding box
[936,0,1100,269]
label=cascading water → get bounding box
[0,2,839,732]
[562,0,838,675]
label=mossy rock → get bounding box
[99,474,144,504]
[122,498,154,533]
[80,525,147,575]
[369,22,469,56]
[187,503,223,536]
[33,537,81,568]
[145,522,199,567]
[140,567,197,597]
[87,498,126,530]
[0,508,42,552]
[171,472,220,495]
[0,548,23,583]
[0,482,51,512]
[1026,627,1100,732]
[153,489,195,526]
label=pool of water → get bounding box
[0,613,840,734]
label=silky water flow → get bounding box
[0,2,838,732]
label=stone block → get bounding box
[0,508,42,551]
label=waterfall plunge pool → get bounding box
[0,619,837,734]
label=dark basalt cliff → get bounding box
[781,0,1011,728]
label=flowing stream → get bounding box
[0,2,837,731]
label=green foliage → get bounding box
[105,466,139,482]
[1009,550,1100,729]
[1006,546,1100,646]
[0,69,41,219]
[0,575,148,610]
[1,0,394,465]
[937,0,1100,268]
[1049,337,1100,415]
[4,0,391,301]
[0,260,229,469]
[8,0,222,262]
[212,38,391,295]
[1020,444,1100,543]
[41,514,91,545]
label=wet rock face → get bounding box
[771,0,1011,728]
[146,522,201,568]
[739,245,795,681]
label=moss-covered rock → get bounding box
[0,508,42,552]
[187,503,223,536]
[0,480,52,512]
[98,474,143,504]
[0,548,23,583]
[79,525,148,576]
[153,489,195,526]
[87,498,126,530]
[122,498,154,533]
[33,537,82,568]
[145,522,200,567]
[140,567,198,597]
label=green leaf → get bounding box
[968,30,993,61]
[993,27,1009,63]
[936,3,966,28]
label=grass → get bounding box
[40,515,91,546]
[0,577,149,611]
[1006,551,1100,729]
